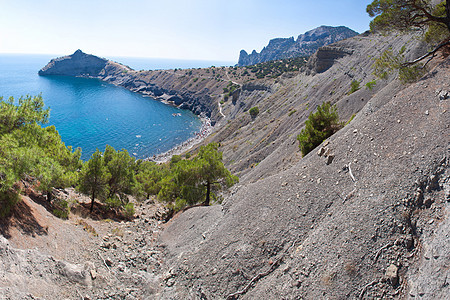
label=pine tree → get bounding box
[368,0,450,78]
[157,143,238,210]
[78,149,110,212]
[297,102,342,157]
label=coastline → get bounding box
[146,115,212,163]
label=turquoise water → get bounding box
[0,54,227,160]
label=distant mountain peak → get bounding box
[73,49,85,56]
[238,25,358,66]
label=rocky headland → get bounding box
[238,25,358,66]
[39,50,231,124]
[3,28,448,299]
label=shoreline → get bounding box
[146,115,212,163]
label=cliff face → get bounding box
[238,25,358,66]
[38,49,112,76]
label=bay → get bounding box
[0,54,229,160]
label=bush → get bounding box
[348,80,360,94]
[52,198,70,219]
[365,80,377,91]
[124,202,134,219]
[0,190,20,218]
[249,106,259,118]
[297,102,342,157]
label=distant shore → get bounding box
[146,115,212,163]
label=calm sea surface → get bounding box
[0,54,233,160]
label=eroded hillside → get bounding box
[158,38,450,298]
[4,30,449,300]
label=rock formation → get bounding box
[238,25,358,66]
[38,49,112,76]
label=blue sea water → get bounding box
[0,54,231,160]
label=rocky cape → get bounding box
[39,50,230,124]
[238,25,358,66]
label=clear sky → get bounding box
[0,0,373,63]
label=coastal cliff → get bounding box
[238,25,358,66]
[39,51,232,124]
[38,49,113,76]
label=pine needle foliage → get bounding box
[297,102,342,157]
[158,142,238,211]
[0,95,81,217]
[368,1,450,83]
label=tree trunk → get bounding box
[90,190,95,213]
[47,190,52,202]
[204,180,211,206]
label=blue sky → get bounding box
[0,0,372,62]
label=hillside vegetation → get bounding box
[2,1,450,298]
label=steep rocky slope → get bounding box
[8,29,448,300]
[202,32,429,182]
[158,48,449,299]
[0,192,169,299]
[238,26,358,66]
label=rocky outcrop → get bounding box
[306,46,355,74]
[38,49,114,76]
[238,26,358,66]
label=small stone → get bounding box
[405,236,414,250]
[105,258,113,267]
[385,264,398,286]
[425,110,429,115]
[428,219,434,224]
[353,129,358,134]
[326,154,335,165]
[438,90,449,100]
[317,147,326,157]
[397,119,401,123]
[90,269,97,280]
[423,198,433,208]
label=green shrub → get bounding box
[124,202,135,219]
[0,190,20,218]
[52,198,70,219]
[297,102,342,157]
[288,109,297,116]
[365,80,377,91]
[249,106,259,118]
[53,208,69,219]
[105,196,122,209]
[348,80,360,94]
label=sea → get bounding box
[0,54,233,160]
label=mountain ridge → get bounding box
[238,25,359,66]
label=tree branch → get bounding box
[402,40,450,66]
